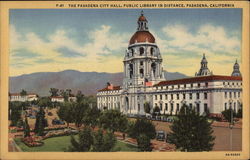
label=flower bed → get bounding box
[21,128,78,147]
[22,136,44,147]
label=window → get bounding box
[238,92,240,98]
[178,85,180,89]
[234,92,236,98]
[183,94,186,99]
[172,85,174,89]
[150,47,154,56]
[225,92,227,98]
[139,47,144,56]
[161,86,163,90]
[171,94,173,100]
[229,92,232,98]
[140,69,144,78]
[177,103,180,111]
[189,103,192,109]
[155,95,157,100]
[177,94,179,100]
[138,104,140,112]
[191,84,193,88]
[223,82,225,85]
[160,103,163,111]
[165,103,168,111]
[232,82,234,85]
[160,95,162,100]
[198,83,200,87]
[196,93,200,99]
[131,49,134,56]
[155,103,157,107]
[171,104,174,112]
[234,102,236,111]
[165,94,168,100]
[184,84,186,88]
[196,103,200,113]
[140,61,143,66]
[204,93,207,99]
[189,93,192,100]
[204,103,208,112]
[205,82,208,87]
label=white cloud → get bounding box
[9,25,129,76]
[162,24,241,56]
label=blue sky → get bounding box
[10,9,242,76]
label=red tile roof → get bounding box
[9,93,37,96]
[155,75,242,86]
[98,86,121,92]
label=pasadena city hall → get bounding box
[96,12,242,116]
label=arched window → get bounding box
[150,48,154,56]
[129,64,133,79]
[151,63,156,77]
[131,49,134,56]
[140,47,144,56]
[140,69,144,78]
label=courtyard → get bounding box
[9,106,242,152]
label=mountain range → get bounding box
[9,70,189,96]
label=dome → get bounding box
[138,15,147,21]
[129,31,155,45]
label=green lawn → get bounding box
[14,136,138,152]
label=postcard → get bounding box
[0,1,249,160]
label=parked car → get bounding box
[156,130,166,141]
[166,117,175,123]
[52,119,65,125]
[29,115,36,119]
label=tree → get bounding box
[236,107,242,118]
[99,109,128,133]
[23,117,30,137]
[57,102,74,127]
[49,88,59,97]
[9,102,22,126]
[20,89,27,96]
[137,134,152,151]
[103,130,116,151]
[168,104,215,151]
[69,126,93,152]
[38,97,51,108]
[34,107,47,136]
[127,118,156,140]
[153,106,160,116]
[76,90,84,103]
[92,129,116,152]
[82,105,100,128]
[72,101,87,127]
[144,102,151,114]
[222,109,236,123]
[92,129,104,152]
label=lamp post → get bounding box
[229,108,234,151]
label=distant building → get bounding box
[9,93,38,102]
[51,96,65,103]
[68,96,77,102]
[96,12,242,116]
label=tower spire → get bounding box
[231,59,241,77]
[195,53,211,76]
[137,11,148,31]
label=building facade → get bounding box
[9,93,38,102]
[97,12,242,116]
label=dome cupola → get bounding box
[231,59,241,77]
[129,11,155,45]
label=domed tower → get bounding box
[231,59,241,77]
[123,11,166,89]
[195,54,212,76]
